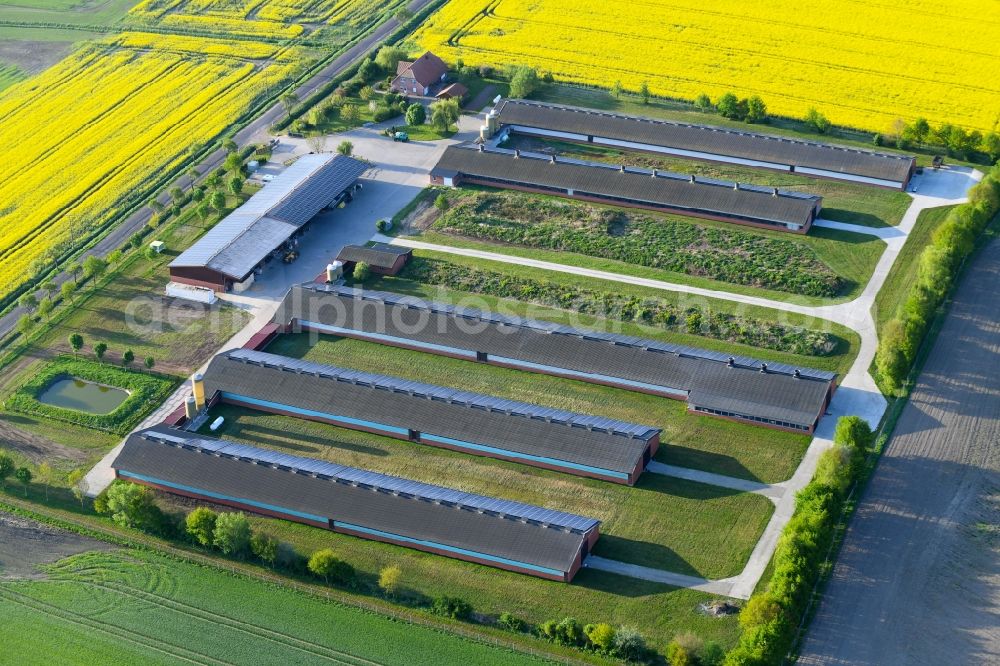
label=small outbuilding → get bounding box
[435,82,468,101]
[335,242,412,276]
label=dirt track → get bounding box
[0,512,112,579]
[799,238,1000,664]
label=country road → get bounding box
[0,0,436,341]
[798,237,1000,665]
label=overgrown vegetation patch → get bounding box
[5,357,176,434]
[399,257,841,356]
[432,191,846,297]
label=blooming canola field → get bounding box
[0,37,302,297]
[414,0,1000,133]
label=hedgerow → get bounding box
[433,192,844,297]
[399,258,839,356]
[876,165,1000,393]
[724,417,868,665]
[5,356,177,434]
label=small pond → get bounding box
[38,377,128,415]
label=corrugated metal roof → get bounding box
[170,154,368,280]
[495,99,914,184]
[278,284,835,429]
[113,426,597,573]
[431,145,820,228]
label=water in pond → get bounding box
[38,377,128,415]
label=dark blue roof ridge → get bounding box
[455,142,821,202]
[139,427,600,533]
[223,348,660,439]
[293,283,837,382]
[496,98,913,163]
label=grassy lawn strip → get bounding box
[5,356,176,435]
[418,195,885,305]
[374,251,860,376]
[268,333,809,484]
[511,136,911,228]
[26,204,253,375]
[1,549,551,666]
[872,205,956,329]
[207,401,774,579]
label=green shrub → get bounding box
[430,595,472,620]
[585,622,616,652]
[612,626,647,662]
[498,612,526,632]
[554,617,585,646]
[102,481,166,534]
[185,507,218,547]
[307,548,354,584]
[213,512,251,557]
[432,191,845,297]
[352,261,371,283]
[6,357,176,434]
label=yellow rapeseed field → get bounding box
[414,0,1000,132]
[0,37,301,297]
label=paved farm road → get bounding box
[799,238,1000,665]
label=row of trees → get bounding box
[0,452,34,497]
[886,117,1000,162]
[66,333,154,371]
[724,416,873,665]
[876,166,1000,392]
[691,92,769,124]
[92,479,654,661]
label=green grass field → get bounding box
[0,549,554,665]
[511,136,912,228]
[371,250,860,377]
[25,202,252,376]
[206,400,774,579]
[872,205,955,329]
[416,194,886,305]
[267,333,809,483]
[0,0,136,26]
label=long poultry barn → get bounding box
[169,154,368,292]
[430,144,823,233]
[274,284,837,434]
[489,98,916,189]
[198,348,661,485]
[112,426,600,581]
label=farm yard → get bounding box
[416,189,886,303]
[413,0,1000,133]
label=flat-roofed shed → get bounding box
[200,348,661,484]
[430,144,822,232]
[276,284,836,434]
[493,99,915,189]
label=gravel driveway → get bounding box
[798,238,1000,665]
